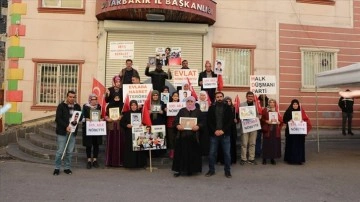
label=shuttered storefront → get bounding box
[105,24,206,90]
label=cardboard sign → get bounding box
[288,121,307,135]
[202,77,217,89]
[123,84,152,105]
[132,125,166,151]
[173,69,198,87]
[241,118,261,133]
[250,75,276,95]
[166,102,185,116]
[239,106,256,120]
[109,41,134,59]
[69,111,82,133]
[86,121,107,136]
[214,59,225,75]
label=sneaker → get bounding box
[225,172,232,178]
[53,169,60,176]
[64,169,72,175]
[205,171,215,177]
[270,159,276,165]
[92,161,99,168]
[87,161,92,169]
[240,160,247,165]
[248,160,257,165]
[173,172,181,177]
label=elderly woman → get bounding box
[260,99,283,165]
[172,96,203,177]
[197,91,210,156]
[283,99,312,165]
[120,100,147,168]
[82,93,103,169]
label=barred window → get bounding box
[42,0,83,9]
[215,47,253,87]
[301,48,338,88]
[35,62,80,106]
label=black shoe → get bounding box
[262,159,267,165]
[205,171,215,177]
[225,172,232,178]
[349,132,354,136]
[53,169,60,176]
[92,161,99,168]
[173,172,181,177]
[187,172,193,176]
[87,161,92,169]
[270,159,276,165]
[64,169,72,175]
[342,132,346,136]
[240,160,247,165]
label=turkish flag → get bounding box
[122,94,130,114]
[187,77,198,100]
[92,78,106,118]
[300,106,312,134]
[217,75,223,91]
[142,91,152,126]
[253,94,263,115]
[234,95,240,113]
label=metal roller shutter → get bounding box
[105,32,203,91]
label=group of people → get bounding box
[53,59,313,178]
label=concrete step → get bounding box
[17,137,83,161]
[38,128,82,144]
[26,132,105,153]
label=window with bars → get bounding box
[215,47,253,87]
[41,0,83,9]
[36,63,79,106]
[301,48,338,88]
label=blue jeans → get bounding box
[208,135,231,173]
[54,134,75,170]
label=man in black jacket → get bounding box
[53,90,81,176]
[205,91,233,178]
[198,62,217,103]
[338,89,354,136]
[145,62,172,92]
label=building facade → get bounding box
[3,0,357,128]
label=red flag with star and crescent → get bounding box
[92,78,106,118]
[253,94,263,115]
[187,77,198,100]
[142,90,152,126]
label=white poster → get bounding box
[173,69,198,87]
[241,118,261,133]
[179,90,192,102]
[214,59,225,75]
[86,121,107,136]
[123,84,153,105]
[202,77,218,89]
[250,75,277,95]
[109,41,134,59]
[69,111,82,133]
[166,102,186,116]
[132,125,166,151]
[288,121,307,135]
[161,93,169,104]
[239,106,256,120]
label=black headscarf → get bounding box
[130,100,138,112]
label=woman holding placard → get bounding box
[260,99,282,165]
[283,99,311,165]
[120,100,147,168]
[172,96,203,177]
[82,94,103,169]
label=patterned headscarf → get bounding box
[185,96,196,111]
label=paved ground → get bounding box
[0,139,360,202]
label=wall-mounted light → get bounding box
[146,14,165,21]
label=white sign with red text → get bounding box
[173,69,198,87]
[109,41,134,59]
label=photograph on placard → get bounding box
[239,106,256,120]
[179,117,197,130]
[90,109,100,121]
[169,47,182,65]
[148,56,156,66]
[132,125,166,151]
[69,111,82,132]
[161,93,169,104]
[179,90,191,102]
[198,101,209,112]
[109,107,120,120]
[268,112,278,124]
[131,113,142,127]
[214,59,225,75]
[292,111,302,122]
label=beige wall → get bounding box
[10,0,352,122]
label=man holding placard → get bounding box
[240,91,261,165]
[198,61,217,103]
